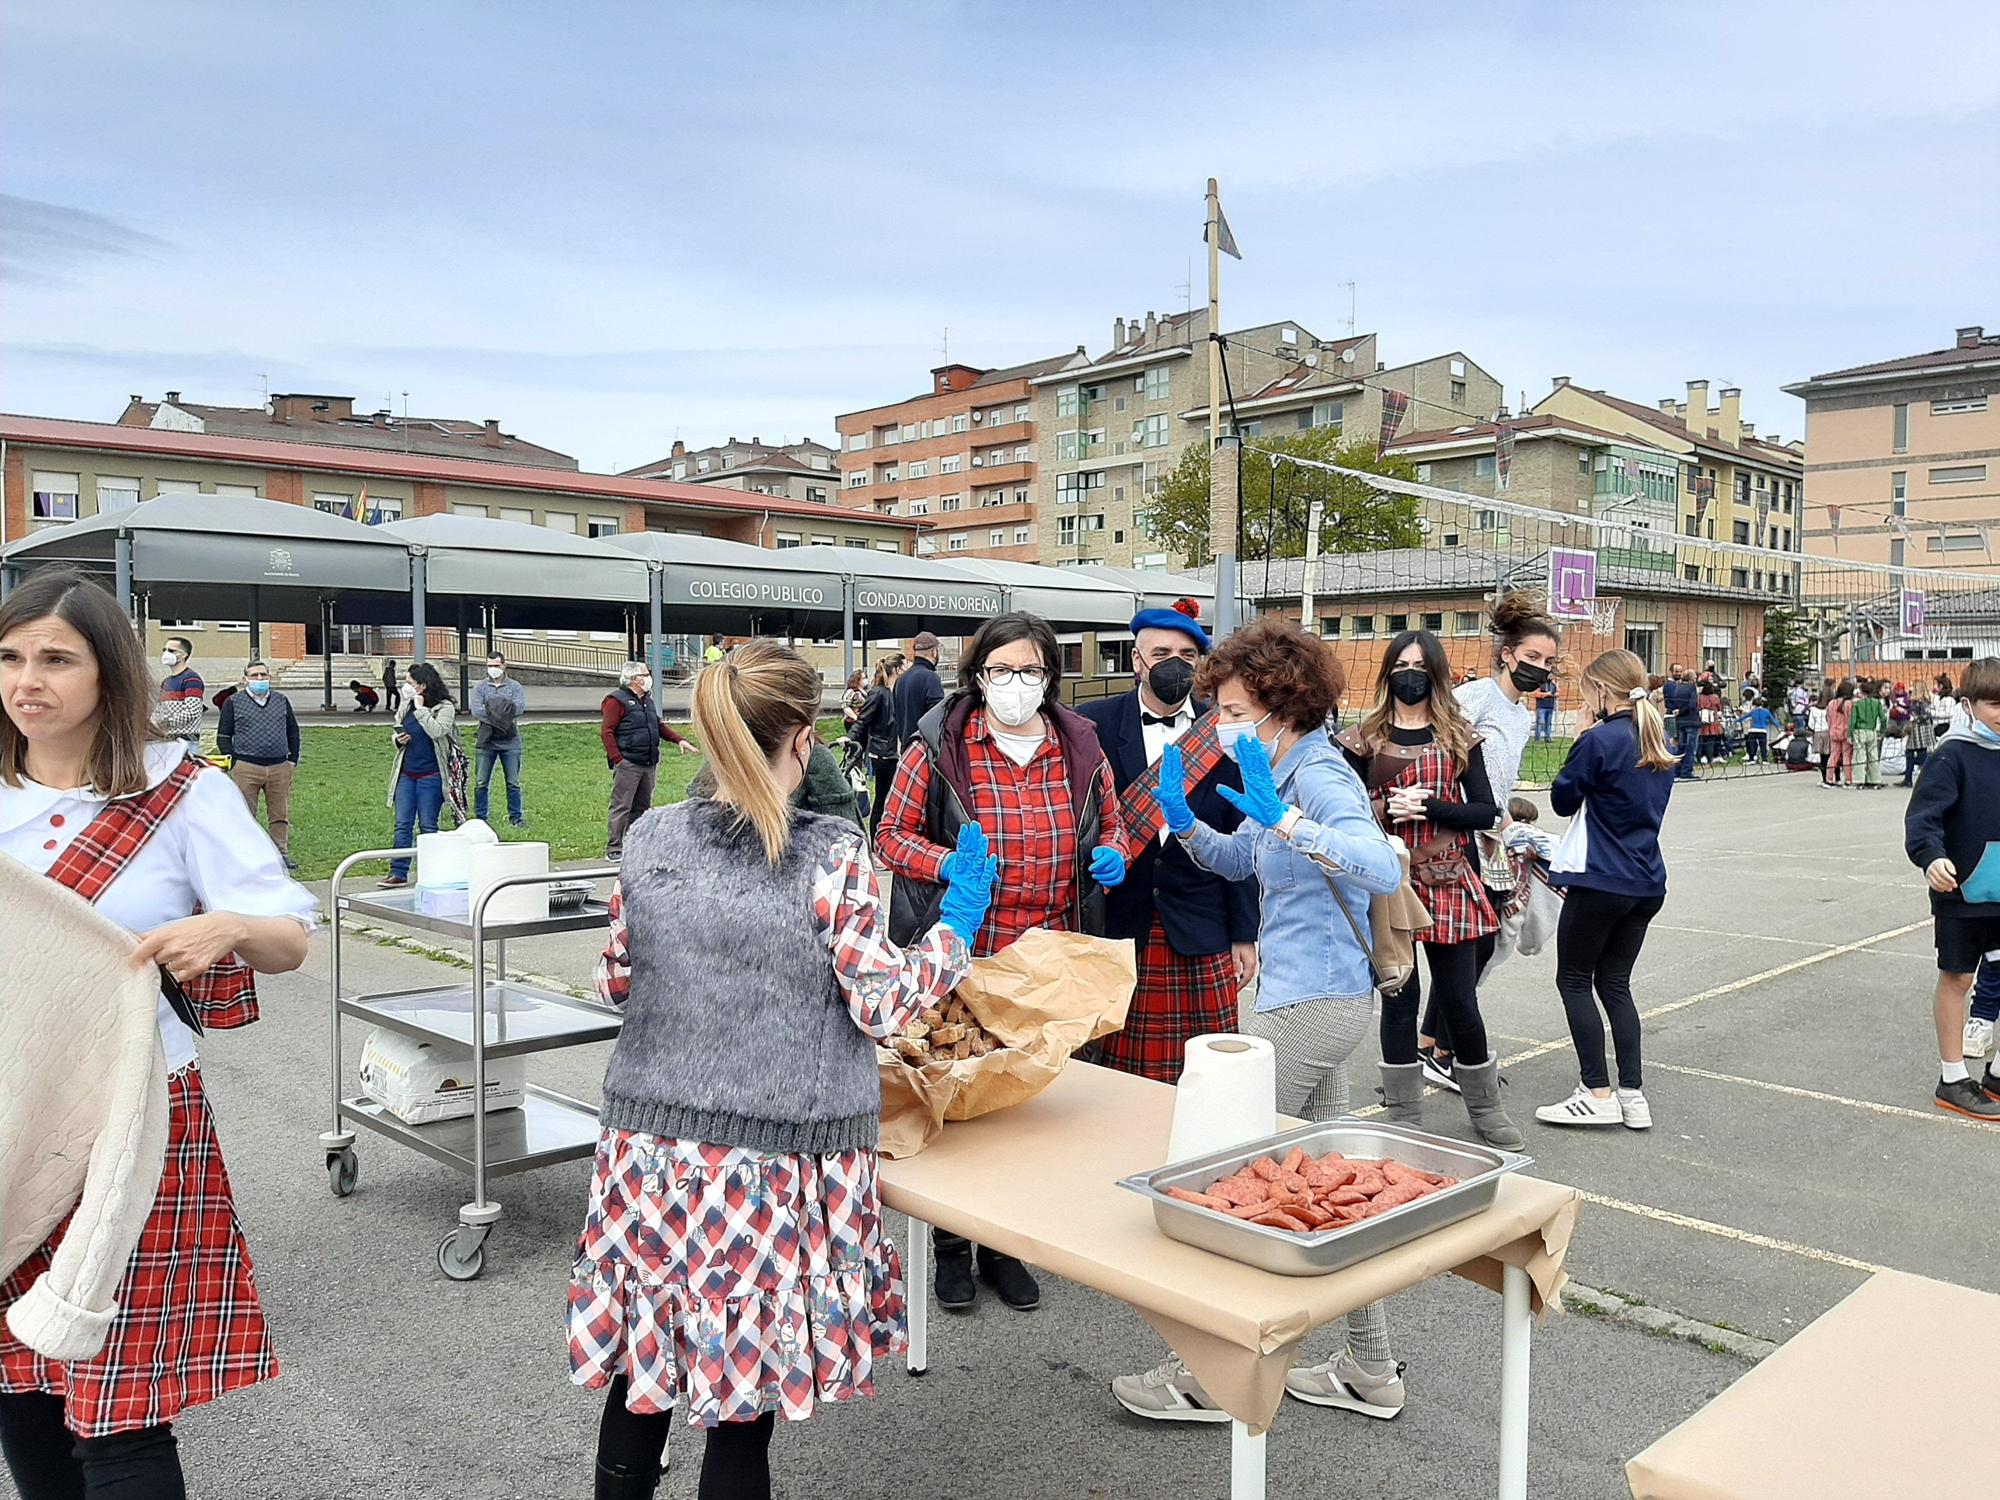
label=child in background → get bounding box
[1903,655,2000,1119]
[1503,795,1557,865]
[1965,952,1998,1060]
[1742,701,1776,764]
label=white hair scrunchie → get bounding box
[1629,687,1649,701]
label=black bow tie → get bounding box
[1141,710,1186,728]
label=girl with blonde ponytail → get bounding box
[573,638,996,1499]
[1536,648,1677,1133]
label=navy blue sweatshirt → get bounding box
[1548,713,1674,898]
[1904,733,2000,918]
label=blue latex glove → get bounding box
[937,822,998,944]
[1215,732,1292,828]
[1089,843,1127,888]
[1155,743,1197,835]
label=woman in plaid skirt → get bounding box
[569,641,994,1500]
[0,569,315,1500]
[1338,629,1521,1149]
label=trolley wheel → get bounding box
[436,1226,487,1281]
[327,1149,358,1198]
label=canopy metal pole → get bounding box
[320,598,334,711]
[410,547,428,665]
[114,532,135,623]
[455,599,471,707]
[1,565,15,604]
[483,602,495,655]
[648,565,665,711]
[842,579,856,685]
[247,587,261,661]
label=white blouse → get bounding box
[0,741,319,1073]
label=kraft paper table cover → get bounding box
[1625,1269,2000,1500]
[878,1062,1580,1433]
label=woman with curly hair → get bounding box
[1338,629,1520,1149]
[1114,618,1409,1426]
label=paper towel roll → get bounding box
[1167,1033,1277,1164]
[415,821,497,889]
[466,841,551,926]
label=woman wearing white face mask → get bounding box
[876,611,1127,1315]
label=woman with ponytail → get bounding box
[570,640,996,1500]
[1535,649,1677,1131]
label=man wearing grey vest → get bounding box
[601,661,698,862]
[219,660,301,869]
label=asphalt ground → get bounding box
[18,772,1990,1500]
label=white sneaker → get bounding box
[1111,1357,1230,1424]
[1616,1088,1653,1130]
[1535,1085,1622,1126]
[1284,1351,1406,1420]
[1965,1018,1995,1060]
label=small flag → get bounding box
[1379,389,1410,449]
[1693,478,1714,532]
[1827,505,1841,545]
[1494,421,1516,492]
[355,482,370,524]
[1211,196,1242,261]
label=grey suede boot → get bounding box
[1377,1061,1426,1125]
[1452,1058,1525,1149]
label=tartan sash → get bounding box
[45,755,260,1030]
[1118,707,1228,847]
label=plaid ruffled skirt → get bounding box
[567,1131,906,1428]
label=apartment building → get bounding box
[1533,377,1805,589]
[1783,325,2000,573]
[118,390,578,469]
[835,354,1071,563]
[623,437,841,507]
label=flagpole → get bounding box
[1206,177,1238,637]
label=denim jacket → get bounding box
[1184,732,1402,1011]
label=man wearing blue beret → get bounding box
[1078,605,1259,1080]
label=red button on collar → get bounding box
[43,840,57,851]
[49,814,65,828]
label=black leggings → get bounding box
[596,1377,775,1500]
[1383,939,1488,1067]
[0,1392,184,1500]
[868,757,898,842]
[1423,887,1509,1053]
[1554,886,1664,1091]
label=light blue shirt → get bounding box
[1184,732,1402,1010]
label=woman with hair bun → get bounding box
[1534,648,1677,1130]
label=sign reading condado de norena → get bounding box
[854,583,1001,614]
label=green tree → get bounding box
[1139,426,1425,568]
[1757,605,1812,703]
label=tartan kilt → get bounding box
[1,1067,277,1437]
[1414,855,1498,947]
[1095,919,1239,1083]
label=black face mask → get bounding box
[1508,661,1552,695]
[1389,669,1434,706]
[1145,657,1196,708]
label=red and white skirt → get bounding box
[1095,918,1238,1083]
[1415,860,1498,948]
[1,1067,277,1438]
[567,1131,905,1428]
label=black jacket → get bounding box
[885,695,1108,948]
[1663,678,1700,729]
[1076,691,1257,958]
[1905,735,2000,918]
[891,657,944,746]
[855,685,898,761]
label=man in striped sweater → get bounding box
[154,636,206,745]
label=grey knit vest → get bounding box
[599,797,880,1154]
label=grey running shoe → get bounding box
[1111,1358,1231,1424]
[1284,1351,1407,1420]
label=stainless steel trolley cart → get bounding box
[319,849,621,1280]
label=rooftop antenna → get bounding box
[401,390,411,450]
[258,372,270,410]
[1339,280,1357,338]
[1177,261,1194,318]
[940,326,950,362]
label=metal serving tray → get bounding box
[1118,1119,1531,1277]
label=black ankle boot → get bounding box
[976,1250,1040,1311]
[595,1459,665,1499]
[935,1245,977,1310]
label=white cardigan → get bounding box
[0,853,170,1362]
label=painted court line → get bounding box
[1578,1191,1887,1275]
[1646,1062,1998,1134]
[1649,924,1834,949]
[1496,917,1934,1071]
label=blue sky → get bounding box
[4,1,1997,471]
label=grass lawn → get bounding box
[282,717,848,881]
[1516,735,1575,789]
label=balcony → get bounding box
[967,460,1033,486]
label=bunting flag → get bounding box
[1692,477,1714,532]
[1211,196,1242,260]
[1494,421,1516,492]
[1826,505,1841,541]
[1378,389,1410,449]
[356,482,371,524]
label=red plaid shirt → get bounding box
[877,706,1123,957]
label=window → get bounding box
[876,540,900,553]
[775,532,803,549]
[1932,396,1988,415]
[908,498,929,516]
[1057,430,1081,461]
[1014,525,1031,544]
[1472,508,1499,529]
[368,497,404,523]
[1684,516,1698,537]
[947,533,968,552]
[1449,358,1467,378]
[29,472,79,521]
[940,454,963,474]
[989,529,1006,547]
[1455,611,1482,635]
[940,494,962,511]
[811,533,836,547]
[1058,515,1077,546]
[1015,486,1030,504]
[878,464,900,484]
[1143,366,1171,401]
[1450,380,1467,404]
[1474,456,1496,478]
[1731,568,1750,588]
[312,491,351,516]
[1442,532,1461,547]
[1931,464,1987,484]
[213,483,259,497]
[907,460,929,479]
[1892,403,1909,453]
[1078,514,1106,533]
[545,512,578,533]
[588,515,619,537]
[1783,528,1793,550]
[1733,520,1751,544]
[695,458,711,474]
[1415,463,1432,482]
[97,477,141,513]
[874,425,897,446]
[1684,563,1701,582]
[1055,471,1105,503]
[951,413,970,433]
[1352,615,1377,639]
[846,470,868,488]
[806,486,827,504]
[1057,386,1080,419]
[1133,415,1169,448]
[1319,617,1341,638]
[1422,612,1444,633]
[1891,471,1907,504]
[1928,533,1987,553]
[498,506,533,525]
[847,432,871,451]
[1579,450,1593,474]
[844,537,870,549]
[1311,400,1343,431]
[1385,613,1409,633]
[900,424,917,443]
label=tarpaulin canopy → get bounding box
[371,513,649,632]
[608,532,851,636]
[1069,563,1245,622]
[783,546,1006,634]
[946,556,1141,629]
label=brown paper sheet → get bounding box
[878,929,1136,1157]
[1625,1269,2000,1499]
[879,1062,1580,1433]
